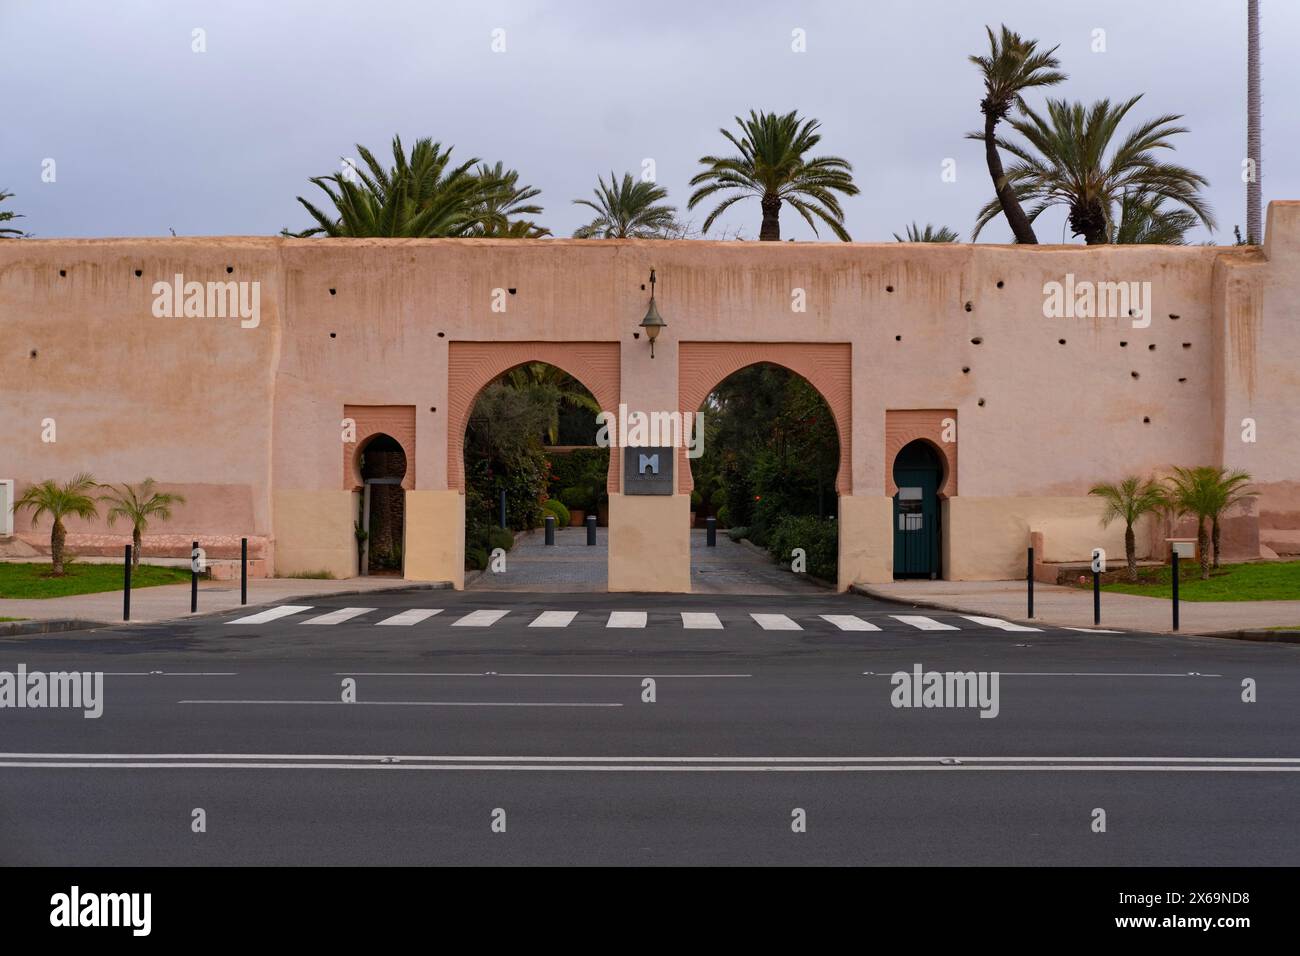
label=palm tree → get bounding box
[470,161,549,237]
[502,363,601,443]
[572,172,677,238]
[1088,476,1167,582]
[286,136,493,237]
[967,25,1067,244]
[973,96,1217,245]
[1204,468,1255,570]
[1110,189,1200,244]
[0,190,26,237]
[894,222,960,243]
[1165,466,1221,580]
[13,474,100,575]
[688,110,859,241]
[1246,0,1262,244]
[99,479,188,570]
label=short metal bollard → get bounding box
[123,544,132,622]
[586,514,596,546]
[1092,569,1101,626]
[1171,550,1180,632]
[191,540,199,613]
[240,537,248,606]
[544,514,556,546]
[1027,546,1034,618]
[706,516,717,547]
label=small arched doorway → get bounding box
[892,439,943,579]
[358,434,407,575]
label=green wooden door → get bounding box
[892,441,942,578]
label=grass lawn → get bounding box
[1101,560,1300,602]
[0,562,193,600]
[0,616,27,622]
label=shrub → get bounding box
[543,499,570,526]
[767,514,837,581]
[465,545,489,571]
[716,503,730,527]
[727,526,749,542]
[488,527,516,553]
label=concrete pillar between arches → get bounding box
[404,489,465,588]
[608,493,692,592]
[837,494,893,588]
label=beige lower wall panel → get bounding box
[838,495,893,588]
[608,493,691,592]
[945,496,1134,580]
[404,490,464,588]
[272,490,355,579]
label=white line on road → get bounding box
[607,611,647,628]
[1063,627,1124,633]
[452,610,510,627]
[681,612,723,629]
[6,753,1298,763]
[820,614,880,631]
[176,700,622,707]
[961,616,1042,632]
[301,607,375,625]
[227,605,313,624]
[375,609,443,626]
[332,672,752,678]
[890,615,959,631]
[530,611,579,628]
[751,613,801,631]
[101,672,238,677]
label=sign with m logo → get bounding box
[623,446,673,495]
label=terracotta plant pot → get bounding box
[569,509,586,527]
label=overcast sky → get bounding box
[2,0,1293,244]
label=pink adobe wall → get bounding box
[343,404,416,490]
[884,410,958,497]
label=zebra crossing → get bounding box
[226,604,1057,633]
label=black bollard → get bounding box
[586,514,596,546]
[1171,549,1180,632]
[1092,569,1101,626]
[544,514,556,546]
[191,540,199,614]
[240,537,248,606]
[1027,546,1034,618]
[123,544,132,622]
[706,516,717,547]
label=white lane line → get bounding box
[681,612,723,629]
[529,611,578,628]
[301,607,375,625]
[452,609,510,627]
[607,611,647,628]
[961,615,1041,632]
[751,613,801,631]
[6,761,1298,773]
[177,700,622,708]
[7,753,1298,764]
[861,671,1222,678]
[1064,627,1123,633]
[891,615,959,631]
[227,605,313,624]
[820,614,880,631]
[102,672,238,677]
[376,609,443,626]
[334,672,751,678]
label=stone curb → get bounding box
[848,583,1136,635]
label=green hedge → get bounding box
[766,515,837,581]
[543,499,570,526]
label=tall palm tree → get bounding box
[967,25,1067,244]
[973,96,1217,245]
[100,479,188,570]
[1088,476,1167,582]
[1110,189,1200,245]
[1246,0,1262,245]
[1205,468,1255,570]
[894,222,960,243]
[286,136,493,237]
[688,110,859,241]
[572,172,677,238]
[502,363,600,443]
[470,161,549,237]
[0,190,26,237]
[1165,466,1221,580]
[13,474,100,575]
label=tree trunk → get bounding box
[759,194,781,241]
[1125,524,1137,582]
[132,527,142,570]
[1211,516,1221,570]
[1070,200,1110,245]
[51,518,66,575]
[983,109,1038,244]
[1197,519,1211,581]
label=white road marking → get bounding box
[227,605,313,624]
[375,609,443,626]
[751,613,801,631]
[891,615,959,631]
[7,753,1299,764]
[681,612,723,629]
[530,611,578,628]
[301,607,375,625]
[452,609,510,627]
[861,671,1222,678]
[820,614,880,631]
[1064,627,1123,633]
[177,700,621,707]
[607,611,647,628]
[961,615,1042,632]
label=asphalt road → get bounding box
[1,589,1297,866]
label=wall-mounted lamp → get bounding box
[639,268,666,358]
